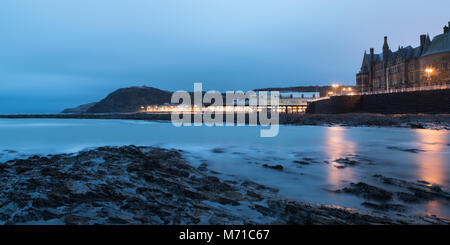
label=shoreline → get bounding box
[0,145,448,225]
[1,113,449,130]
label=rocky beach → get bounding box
[0,145,448,225]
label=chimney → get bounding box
[420,34,426,54]
[370,48,374,63]
[445,22,449,33]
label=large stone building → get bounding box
[356,22,450,92]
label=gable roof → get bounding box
[421,31,450,56]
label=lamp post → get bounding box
[425,68,433,87]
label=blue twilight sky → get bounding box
[0,0,449,113]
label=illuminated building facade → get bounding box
[356,22,450,92]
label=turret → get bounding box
[370,48,374,65]
[382,36,390,67]
[382,36,389,51]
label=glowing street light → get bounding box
[330,83,340,95]
[425,67,434,86]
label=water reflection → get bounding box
[324,127,357,188]
[414,129,449,187]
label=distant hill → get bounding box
[85,86,172,113]
[61,86,173,113]
[61,102,97,113]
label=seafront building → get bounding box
[356,22,450,92]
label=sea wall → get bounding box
[306,89,450,114]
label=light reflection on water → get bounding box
[324,127,356,188]
[414,129,449,215]
[414,129,448,186]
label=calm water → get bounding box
[0,119,449,217]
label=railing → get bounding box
[311,96,330,101]
[353,84,450,96]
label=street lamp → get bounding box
[425,68,433,86]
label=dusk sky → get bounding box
[1,0,449,113]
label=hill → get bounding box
[85,86,172,113]
[61,102,97,113]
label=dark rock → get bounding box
[417,180,430,185]
[341,182,393,201]
[373,174,450,201]
[408,123,425,129]
[387,146,425,153]
[262,164,284,170]
[334,158,358,166]
[246,190,263,201]
[430,185,443,193]
[293,160,309,165]
[64,215,91,225]
[165,167,190,177]
[302,157,315,161]
[183,189,206,200]
[216,197,240,206]
[15,166,33,174]
[32,198,60,209]
[211,148,225,153]
[362,202,407,212]
[396,192,422,203]
[40,210,59,221]
[197,163,208,171]
[107,217,129,224]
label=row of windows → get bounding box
[422,63,449,71]
[370,63,449,76]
